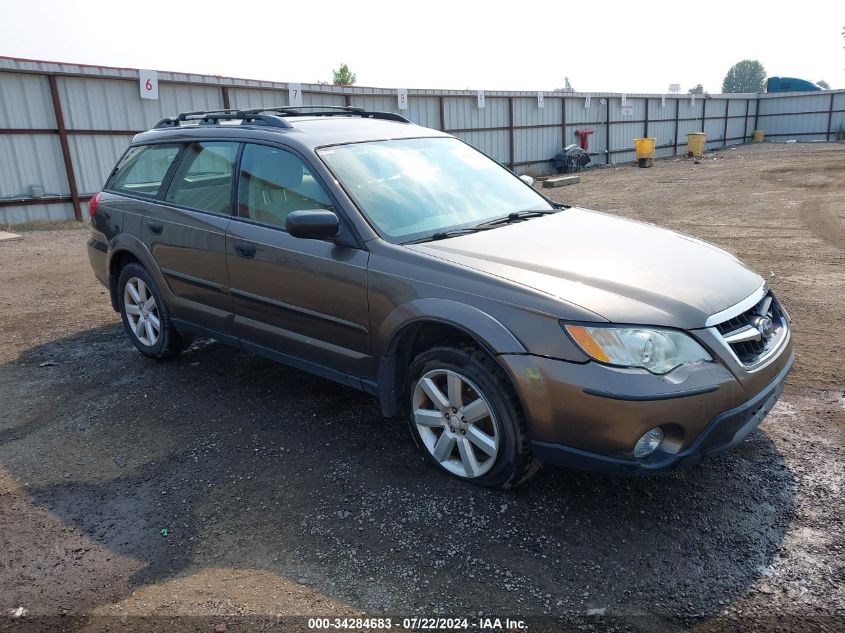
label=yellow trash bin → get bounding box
[633,137,657,168]
[687,132,707,157]
[753,130,765,142]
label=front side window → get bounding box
[165,142,239,215]
[317,137,552,242]
[237,144,332,229]
[107,144,180,198]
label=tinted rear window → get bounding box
[164,142,239,215]
[107,144,181,198]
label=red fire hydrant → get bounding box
[575,129,594,151]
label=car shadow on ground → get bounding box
[0,324,796,626]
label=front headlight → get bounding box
[563,324,712,374]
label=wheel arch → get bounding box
[375,299,527,418]
[106,236,166,312]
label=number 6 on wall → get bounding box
[139,69,159,100]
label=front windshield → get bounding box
[317,137,553,242]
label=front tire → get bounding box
[406,344,539,489]
[117,263,184,359]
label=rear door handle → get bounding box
[148,222,163,235]
[234,242,256,259]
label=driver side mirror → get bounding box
[286,210,340,240]
[519,174,535,186]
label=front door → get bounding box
[226,143,372,378]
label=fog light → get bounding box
[633,427,664,458]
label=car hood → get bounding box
[406,208,763,329]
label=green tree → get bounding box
[817,80,830,89]
[722,60,767,93]
[332,63,357,86]
[687,84,705,95]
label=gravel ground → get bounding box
[0,143,843,632]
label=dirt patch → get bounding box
[0,143,843,631]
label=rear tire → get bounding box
[406,344,539,489]
[117,263,184,359]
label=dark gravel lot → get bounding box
[0,143,843,632]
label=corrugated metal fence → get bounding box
[2,56,844,224]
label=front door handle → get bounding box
[148,222,163,235]
[234,242,256,259]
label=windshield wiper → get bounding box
[476,208,560,227]
[401,208,563,245]
[401,225,499,244]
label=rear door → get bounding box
[103,142,181,253]
[141,141,240,336]
[225,143,372,378]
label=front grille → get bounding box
[713,291,787,367]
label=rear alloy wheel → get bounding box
[412,369,500,478]
[407,345,539,488]
[124,277,160,346]
[117,263,184,359]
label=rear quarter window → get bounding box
[107,144,181,198]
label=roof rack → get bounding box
[153,105,410,129]
[153,109,293,129]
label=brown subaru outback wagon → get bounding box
[87,106,794,488]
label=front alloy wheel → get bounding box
[407,345,538,488]
[412,368,500,478]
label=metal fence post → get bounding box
[753,96,760,134]
[47,75,81,222]
[644,97,649,138]
[744,99,750,142]
[723,99,729,146]
[221,86,230,110]
[561,96,566,147]
[508,97,515,169]
[673,98,680,155]
[826,93,835,141]
[438,95,446,131]
[605,98,611,165]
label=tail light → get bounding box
[88,191,103,218]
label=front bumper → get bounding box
[501,347,794,475]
